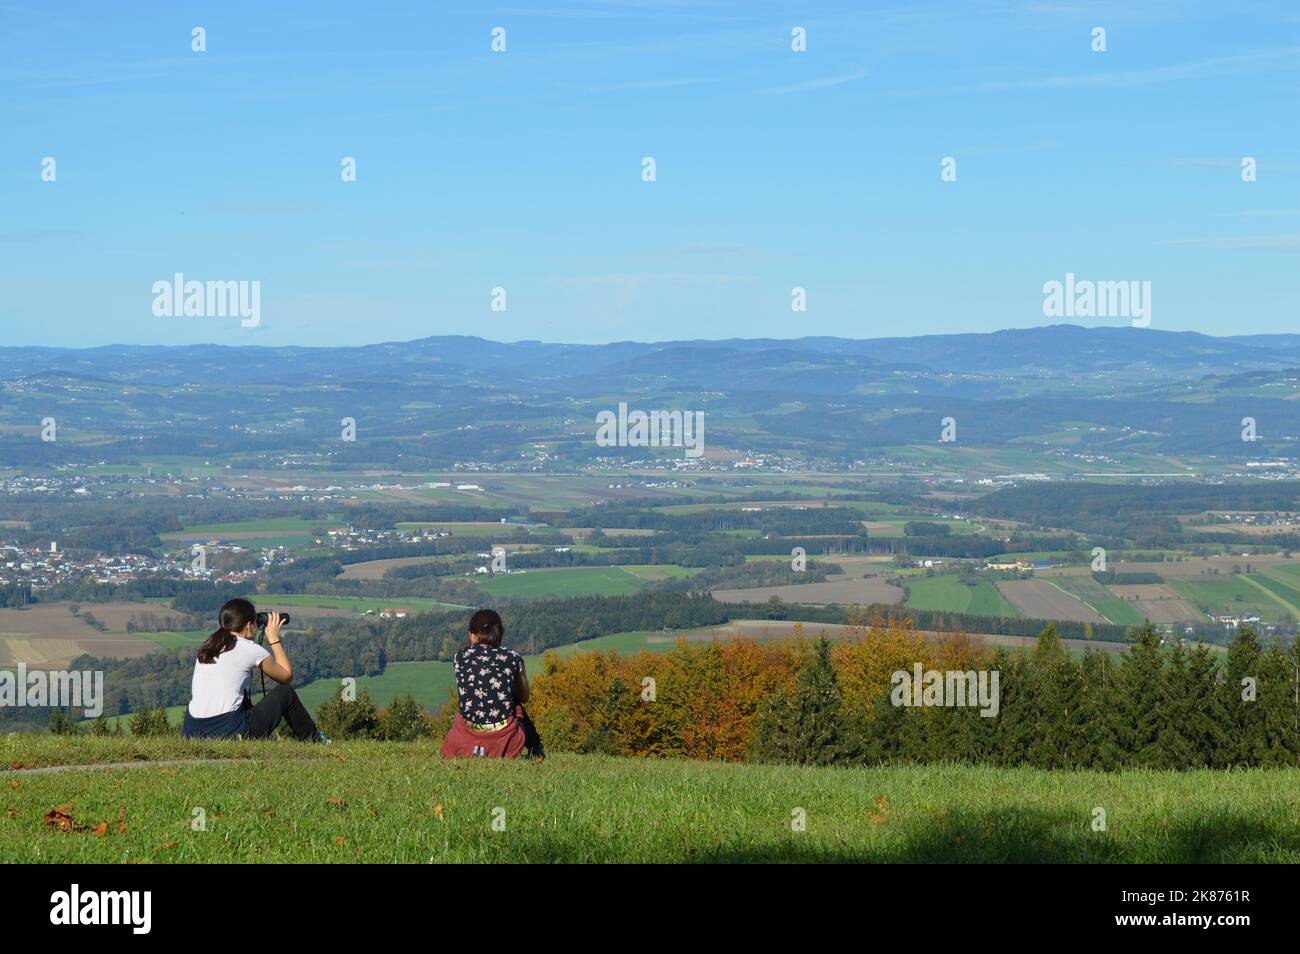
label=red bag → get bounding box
[440,708,527,759]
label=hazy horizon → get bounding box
[3,321,1298,353]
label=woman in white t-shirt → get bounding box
[182,597,325,741]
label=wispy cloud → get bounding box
[583,74,733,92]
[1160,234,1300,251]
[763,69,869,94]
[976,46,1300,92]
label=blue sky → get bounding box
[3,0,1298,347]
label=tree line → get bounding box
[529,621,1300,770]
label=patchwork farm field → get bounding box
[338,555,445,580]
[995,580,1106,624]
[5,737,1299,863]
[0,602,181,668]
[904,576,1019,617]
[1107,585,1203,624]
[1047,575,1148,626]
[1171,578,1291,621]
[1242,574,1300,621]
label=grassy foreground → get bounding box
[3,736,1299,863]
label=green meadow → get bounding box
[905,575,1019,618]
[5,736,1299,863]
[473,565,652,599]
[167,516,340,536]
[1172,578,1292,621]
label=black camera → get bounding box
[255,611,290,628]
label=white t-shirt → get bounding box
[188,637,272,718]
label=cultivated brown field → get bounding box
[995,580,1106,624]
[1114,556,1293,578]
[65,602,187,632]
[1109,584,1204,623]
[339,555,446,580]
[0,602,167,668]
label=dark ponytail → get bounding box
[197,597,256,664]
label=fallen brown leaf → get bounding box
[92,822,108,837]
[334,836,345,846]
[43,805,82,832]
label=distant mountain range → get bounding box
[3,325,1299,387]
[3,325,1298,470]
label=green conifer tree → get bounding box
[1116,624,1165,767]
[1220,626,1264,765]
[749,638,849,765]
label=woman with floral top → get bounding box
[440,608,544,759]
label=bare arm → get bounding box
[257,611,293,684]
[515,667,530,704]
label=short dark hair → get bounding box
[468,608,504,648]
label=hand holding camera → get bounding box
[257,611,289,642]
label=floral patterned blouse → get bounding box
[454,642,525,725]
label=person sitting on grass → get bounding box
[182,597,328,743]
[440,608,544,759]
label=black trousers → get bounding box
[245,683,318,741]
[518,706,545,758]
